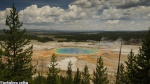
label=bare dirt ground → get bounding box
[31,40,141,81]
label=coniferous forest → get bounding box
[0,4,150,84]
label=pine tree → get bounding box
[115,63,128,84]
[133,29,150,84]
[46,54,60,84]
[66,61,73,84]
[59,75,67,84]
[74,68,81,84]
[93,56,109,84]
[125,49,136,83]
[125,29,150,84]
[0,4,34,81]
[81,65,90,84]
[32,72,47,84]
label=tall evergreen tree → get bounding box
[125,49,136,84]
[66,61,73,84]
[46,54,60,84]
[125,29,150,84]
[81,65,90,84]
[74,68,81,84]
[133,29,150,84]
[93,56,109,84]
[115,63,128,84]
[0,4,34,81]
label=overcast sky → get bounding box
[0,0,150,31]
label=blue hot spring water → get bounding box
[55,47,98,55]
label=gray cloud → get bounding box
[116,0,150,9]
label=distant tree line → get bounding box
[28,34,54,42]
[0,34,55,43]
[0,30,146,44]
[54,31,145,44]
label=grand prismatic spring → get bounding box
[55,47,98,55]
